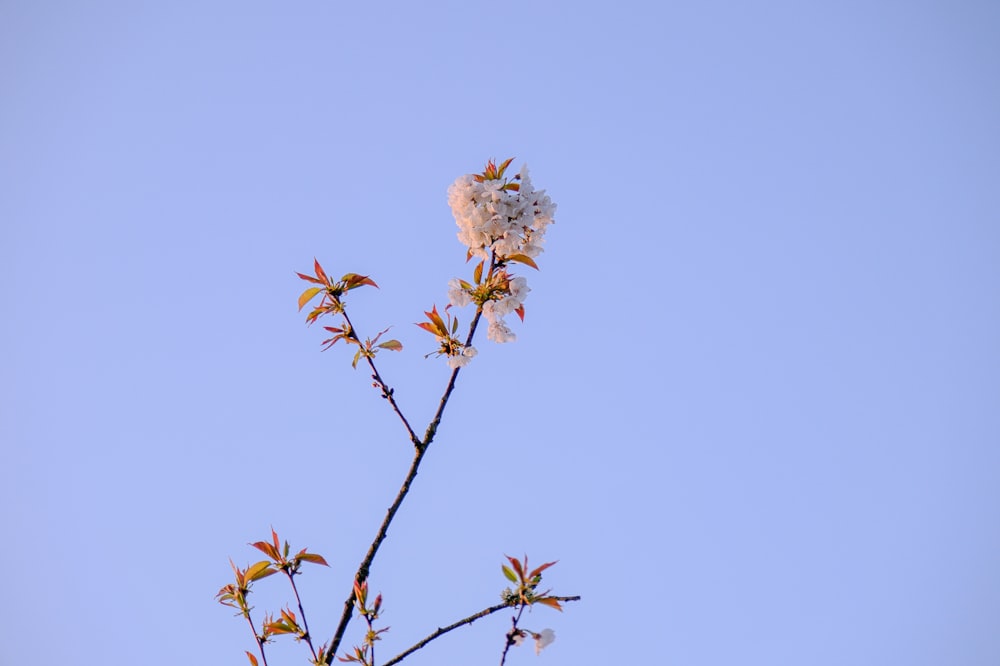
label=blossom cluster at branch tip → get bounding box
[448,159,555,262]
[447,159,556,345]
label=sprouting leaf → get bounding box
[250,540,280,561]
[534,597,564,611]
[425,305,445,332]
[297,272,323,285]
[502,565,518,583]
[313,258,329,285]
[343,273,378,290]
[497,157,515,177]
[246,650,259,666]
[506,254,539,270]
[416,322,439,335]
[246,560,276,582]
[508,555,524,580]
[473,260,484,284]
[528,560,558,580]
[297,552,330,566]
[377,340,402,352]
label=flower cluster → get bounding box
[447,158,556,262]
[446,158,556,344]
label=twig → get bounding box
[340,310,421,447]
[286,573,317,662]
[324,310,484,662]
[384,596,580,666]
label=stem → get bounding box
[385,596,581,666]
[245,614,269,666]
[498,605,526,666]
[340,310,421,447]
[383,603,507,666]
[287,573,318,661]
[324,310,484,663]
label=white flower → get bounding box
[534,628,555,655]
[447,278,472,308]
[487,319,516,343]
[446,345,477,369]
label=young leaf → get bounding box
[298,287,323,311]
[502,564,518,583]
[534,597,564,611]
[473,260,484,284]
[246,651,259,666]
[313,258,329,285]
[297,552,330,566]
[528,560,558,580]
[297,272,323,285]
[507,253,539,270]
[246,560,276,582]
[377,340,403,351]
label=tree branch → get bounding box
[384,595,580,666]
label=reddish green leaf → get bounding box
[425,305,445,332]
[250,540,279,561]
[529,560,558,579]
[534,597,564,611]
[377,340,402,351]
[416,322,439,335]
[507,254,539,270]
[246,560,276,582]
[313,258,329,285]
[246,651,259,666]
[297,552,330,566]
[296,272,323,285]
[515,304,525,322]
[473,260,484,284]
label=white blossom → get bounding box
[448,161,556,262]
[446,160,554,347]
[534,628,555,655]
[447,278,472,308]
[487,318,516,343]
[446,345,477,369]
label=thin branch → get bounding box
[245,614,269,666]
[499,605,526,666]
[383,596,580,666]
[286,573,318,662]
[383,603,507,666]
[340,310,421,447]
[324,309,484,662]
[421,309,483,446]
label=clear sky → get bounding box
[2,2,999,665]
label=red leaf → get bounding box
[314,258,329,284]
[298,552,330,566]
[296,272,323,284]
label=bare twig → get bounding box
[286,573,317,662]
[325,310,484,662]
[384,596,580,666]
[340,310,421,447]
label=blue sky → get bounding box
[2,1,999,664]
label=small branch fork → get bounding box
[324,311,484,662]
